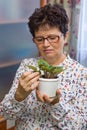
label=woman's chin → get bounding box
[43,54,54,59]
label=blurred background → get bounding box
[0,0,40,101]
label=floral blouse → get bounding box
[0,55,87,130]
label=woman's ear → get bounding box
[64,32,69,43]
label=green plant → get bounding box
[27,59,64,78]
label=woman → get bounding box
[0,3,87,130]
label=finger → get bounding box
[24,72,39,83]
[43,95,52,103]
[26,75,40,87]
[21,71,32,79]
[50,90,61,105]
[19,73,33,89]
[43,94,60,105]
[36,90,44,102]
[50,95,60,105]
[30,81,39,90]
[56,89,61,98]
[20,72,39,88]
[23,81,39,93]
[19,77,27,88]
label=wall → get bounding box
[0,0,40,101]
[0,0,40,129]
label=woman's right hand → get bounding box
[15,71,40,102]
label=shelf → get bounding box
[0,60,21,68]
[0,115,6,130]
[0,116,6,123]
[0,19,28,25]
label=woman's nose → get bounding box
[43,38,50,46]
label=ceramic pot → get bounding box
[38,78,59,98]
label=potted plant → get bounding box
[27,59,64,98]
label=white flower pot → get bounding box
[38,78,59,98]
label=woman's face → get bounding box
[33,26,68,63]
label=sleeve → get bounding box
[50,79,87,129]
[0,59,29,120]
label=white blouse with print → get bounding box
[0,55,87,130]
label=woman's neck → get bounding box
[45,54,66,66]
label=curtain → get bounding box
[77,0,87,67]
[47,0,81,60]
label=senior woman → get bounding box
[0,3,87,130]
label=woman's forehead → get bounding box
[35,25,60,35]
[38,24,58,31]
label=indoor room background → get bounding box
[0,0,39,101]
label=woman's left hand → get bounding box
[36,89,61,105]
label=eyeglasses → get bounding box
[34,34,62,44]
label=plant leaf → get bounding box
[27,65,38,72]
[38,59,50,68]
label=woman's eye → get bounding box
[49,37,56,40]
[37,38,43,42]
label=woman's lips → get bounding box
[43,49,53,54]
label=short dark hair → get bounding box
[28,3,69,37]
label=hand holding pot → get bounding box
[36,89,61,105]
[15,71,40,101]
